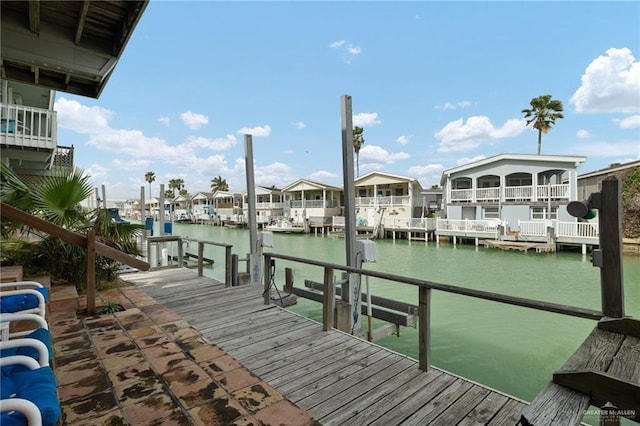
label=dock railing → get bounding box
[147,235,233,287]
[262,251,604,372]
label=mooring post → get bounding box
[231,254,239,287]
[225,246,232,287]
[86,228,96,316]
[418,286,431,371]
[263,253,272,305]
[285,268,294,293]
[323,266,334,331]
[599,177,624,318]
[197,241,204,277]
[177,237,183,267]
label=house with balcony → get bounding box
[354,171,428,234]
[438,154,598,249]
[213,190,245,226]
[282,179,343,227]
[191,192,214,220]
[243,186,284,225]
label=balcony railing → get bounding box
[355,195,411,207]
[436,218,501,234]
[289,200,340,209]
[449,184,570,203]
[0,103,57,150]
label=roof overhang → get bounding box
[1,0,149,99]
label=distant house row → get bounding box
[118,154,639,247]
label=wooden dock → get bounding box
[120,268,527,425]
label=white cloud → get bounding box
[435,116,526,152]
[180,110,209,130]
[456,155,486,166]
[360,145,410,164]
[184,135,237,151]
[435,101,472,110]
[330,39,361,64]
[616,114,640,129]
[255,162,295,189]
[85,164,109,185]
[158,116,170,127]
[283,149,294,154]
[55,97,112,133]
[309,170,338,181]
[237,125,272,137]
[111,159,151,171]
[396,135,411,145]
[353,112,381,127]
[571,141,640,158]
[407,164,444,187]
[576,130,592,139]
[570,47,640,113]
[291,121,306,129]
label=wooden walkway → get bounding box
[120,268,526,425]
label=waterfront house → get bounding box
[354,171,425,230]
[243,186,285,225]
[578,159,640,200]
[281,179,343,227]
[191,191,214,220]
[438,154,597,248]
[213,190,245,225]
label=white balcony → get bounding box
[449,184,570,203]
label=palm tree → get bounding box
[144,171,156,197]
[168,178,184,197]
[211,176,229,192]
[522,95,564,155]
[353,126,365,176]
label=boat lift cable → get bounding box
[262,260,291,306]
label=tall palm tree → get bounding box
[521,95,564,155]
[211,176,229,192]
[168,178,184,197]
[144,171,156,197]
[353,126,365,176]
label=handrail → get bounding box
[1,202,150,315]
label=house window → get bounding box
[531,207,557,220]
[394,187,404,196]
[359,189,367,197]
[483,207,499,219]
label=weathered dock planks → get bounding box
[121,268,527,425]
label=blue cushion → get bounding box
[1,328,53,376]
[0,366,60,426]
[0,288,48,313]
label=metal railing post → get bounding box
[418,286,431,371]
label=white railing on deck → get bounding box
[256,202,283,209]
[518,221,548,237]
[436,218,501,234]
[0,103,57,150]
[476,187,500,201]
[450,189,473,201]
[536,184,569,200]
[556,221,599,238]
[504,186,533,201]
[355,196,411,206]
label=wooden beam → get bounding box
[28,0,40,35]
[598,317,640,338]
[322,267,334,331]
[75,1,91,46]
[553,370,640,421]
[86,228,96,315]
[418,287,431,371]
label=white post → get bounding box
[245,135,261,285]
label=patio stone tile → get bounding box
[127,324,164,338]
[233,382,283,413]
[217,367,262,393]
[122,318,156,331]
[102,349,146,371]
[54,347,98,365]
[53,331,93,354]
[188,344,226,363]
[176,336,210,353]
[166,326,200,340]
[141,411,193,426]
[108,362,156,388]
[160,319,191,332]
[91,331,130,350]
[96,338,137,358]
[199,354,243,377]
[140,340,181,358]
[49,318,85,336]
[150,310,183,323]
[114,307,142,317]
[253,399,314,426]
[60,391,119,425]
[57,370,111,401]
[230,415,261,426]
[115,376,166,406]
[188,396,248,426]
[148,351,192,374]
[162,362,210,386]
[136,333,173,349]
[85,316,119,329]
[121,392,182,425]
[66,409,126,426]
[54,358,102,386]
[170,378,227,409]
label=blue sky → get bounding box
[55,1,640,200]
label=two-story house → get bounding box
[438,154,598,249]
[282,179,343,228]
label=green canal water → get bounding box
[161,223,640,407]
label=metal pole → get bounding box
[245,134,261,284]
[101,184,107,209]
[159,184,165,235]
[140,186,146,245]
